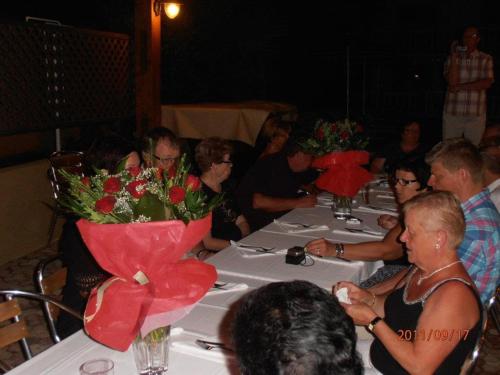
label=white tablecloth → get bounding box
[8,183,394,374]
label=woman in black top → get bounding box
[337,191,482,374]
[195,137,250,251]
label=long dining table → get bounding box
[7,179,397,375]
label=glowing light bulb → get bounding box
[164,3,180,19]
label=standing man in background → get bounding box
[443,26,494,145]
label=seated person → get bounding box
[236,134,318,231]
[338,191,482,374]
[479,134,500,211]
[232,280,363,375]
[305,156,431,287]
[370,121,428,175]
[141,127,180,169]
[194,137,250,251]
[58,134,140,338]
[256,119,292,159]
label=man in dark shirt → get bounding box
[236,137,317,231]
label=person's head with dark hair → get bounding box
[392,156,431,204]
[195,137,233,175]
[232,280,363,375]
[400,121,421,145]
[85,134,140,174]
[141,127,180,168]
[462,26,480,53]
[281,130,314,173]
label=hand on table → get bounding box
[304,238,334,257]
[377,214,398,230]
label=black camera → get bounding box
[286,246,306,265]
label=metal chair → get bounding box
[488,285,500,334]
[459,294,492,375]
[46,151,84,246]
[0,290,82,372]
[34,255,68,343]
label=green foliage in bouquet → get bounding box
[59,154,223,224]
[300,118,369,156]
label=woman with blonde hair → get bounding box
[337,191,482,374]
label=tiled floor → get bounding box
[0,246,499,373]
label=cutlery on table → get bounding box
[344,228,383,236]
[195,339,234,352]
[366,205,397,212]
[279,222,314,228]
[234,243,276,252]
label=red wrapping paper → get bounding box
[77,214,217,351]
[312,151,372,197]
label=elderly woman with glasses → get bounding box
[305,156,431,287]
[195,137,250,252]
[337,191,482,374]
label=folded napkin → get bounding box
[355,205,397,215]
[230,240,287,257]
[335,287,352,304]
[171,330,234,363]
[332,227,384,239]
[274,220,329,234]
[206,282,249,296]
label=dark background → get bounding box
[3,0,500,149]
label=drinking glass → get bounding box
[79,358,114,375]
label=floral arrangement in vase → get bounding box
[302,118,372,216]
[59,154,222,373]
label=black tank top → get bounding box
[370,268,482,374]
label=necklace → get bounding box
[417,261,461,286]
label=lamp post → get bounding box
[153,1,181,19]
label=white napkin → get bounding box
[230,240,287,257]
[274,220,329,233]
[206,282,249,295]
[335,287,351,304]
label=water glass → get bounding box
[79,358,114,375]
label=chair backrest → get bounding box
[459,295,492,375]
[0,296,32,372]
[47,151,85,201]
[0,290,82,371]
[34,255,68,343]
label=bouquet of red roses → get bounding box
[302,118,372,197]
[59,155,222,351]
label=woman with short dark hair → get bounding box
[195,137,250,252]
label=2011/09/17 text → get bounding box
[397,329,470,342]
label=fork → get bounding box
[195,339,234,352]
[236,243,276,252]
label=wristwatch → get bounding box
[367,316,382,333]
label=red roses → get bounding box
[95,196,116,213]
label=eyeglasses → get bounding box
[220,160,233,165]
[153,154,178,163]
[393,178,418,186]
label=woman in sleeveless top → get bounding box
[336,191,482,374]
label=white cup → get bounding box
[79,358,114,375]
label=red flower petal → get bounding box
[103,177,121,193]
[95,196,116,214]
[126,180,148,199]
[169,186,186,204]
[186,175,201,191]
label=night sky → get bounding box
[3,0,499,142]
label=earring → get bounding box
[435,243,440,249]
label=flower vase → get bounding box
[332,195,352,219]
[133,326,171,375]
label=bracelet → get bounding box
[368,291,376,307]
[335,243,345,257]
